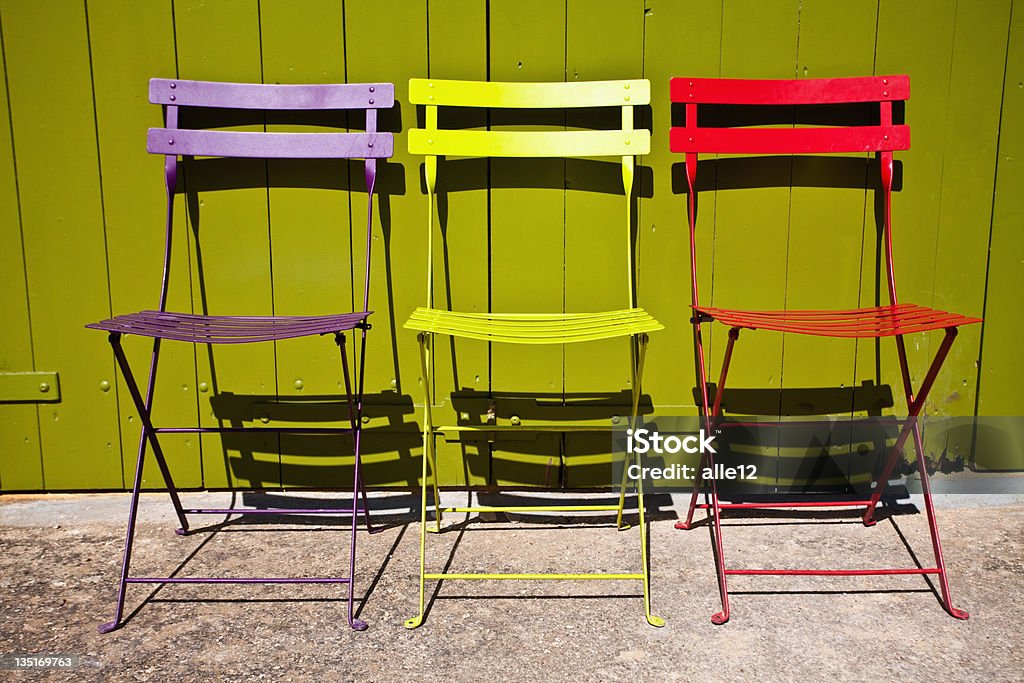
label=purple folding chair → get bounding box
[87,79,394,632]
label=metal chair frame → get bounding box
[403,78,665,628]
[87,78,394,632]
[669,75,981,624]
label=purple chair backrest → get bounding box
[145,78,394,315]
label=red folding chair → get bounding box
[669,75,981,624]
[87,79,393,632]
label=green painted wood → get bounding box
[173,0,277,489]
[1,1,1021,491]
[783,0,877,391]
[639,0,721,416]
[0,13,43,491]
[925,0,1012,467]
[976,3,1024,469]
[709,1,800,487]
[0,372,59,402]
[488,0,567,486]
[867,1,961,473]
[774,1,879,488]
[87,0,202,491]
[632,0,724,485]
[345,0,431,486]
[1,0,122,489]
[865,0,957,423]
[425,0,491,487]
[562,0,644,487]
[258,0,356,489]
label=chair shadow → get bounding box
[118,493,411,628]
[208,391,424,490]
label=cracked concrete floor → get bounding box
[0,492,1021,681]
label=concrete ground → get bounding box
[0,491,1021,681]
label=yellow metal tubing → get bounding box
[424,573,645,581]
[442,505,620,513]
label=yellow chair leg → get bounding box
[416,333,443,534]
[630,333,663,626]
[406,334,435,629]
[404,408,430,630]
[617,334,648,530]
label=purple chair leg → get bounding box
[337,332,368,631]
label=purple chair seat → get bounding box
[88,310,372,344]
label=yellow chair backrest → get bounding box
[407,78,651,309]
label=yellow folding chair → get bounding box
[403,78,664,628]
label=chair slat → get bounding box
[409,128,649,158]
[149,78,394,109]
[147,128,393,159]
[669,125,909,155]
[670,76,908,105]
[409,78,649,108]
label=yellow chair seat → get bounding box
[404,307,663,344]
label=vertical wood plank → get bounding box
[562,0,644,486]
[259,0,354,488]
[776,1,879,490]
[345,0,430,485]
[864,0,957,421]
[426,0,490,487]
[927,0,1011,423]
[976,3,1024,469]
[173,0,277,489]
[88,0,201,490]
[639,0,722,419]
[712,0,799,399]
[783,0,878,390]
[0,0,122,489]
[488,0,567,486]
[0,9,42,490]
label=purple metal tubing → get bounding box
[337,332,368,630]
[149,79,395,110]
[184,508,368,515]
[154,427,354,434]
[125,577,350,584]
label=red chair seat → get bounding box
[694,303,981,338]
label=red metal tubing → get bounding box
[725,568,940,576]
[696,500,873,509]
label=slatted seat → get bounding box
[405,307,662,344]
[88,310,372,344]
[693,303,982,338]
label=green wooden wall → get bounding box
[0,0,1020,492]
